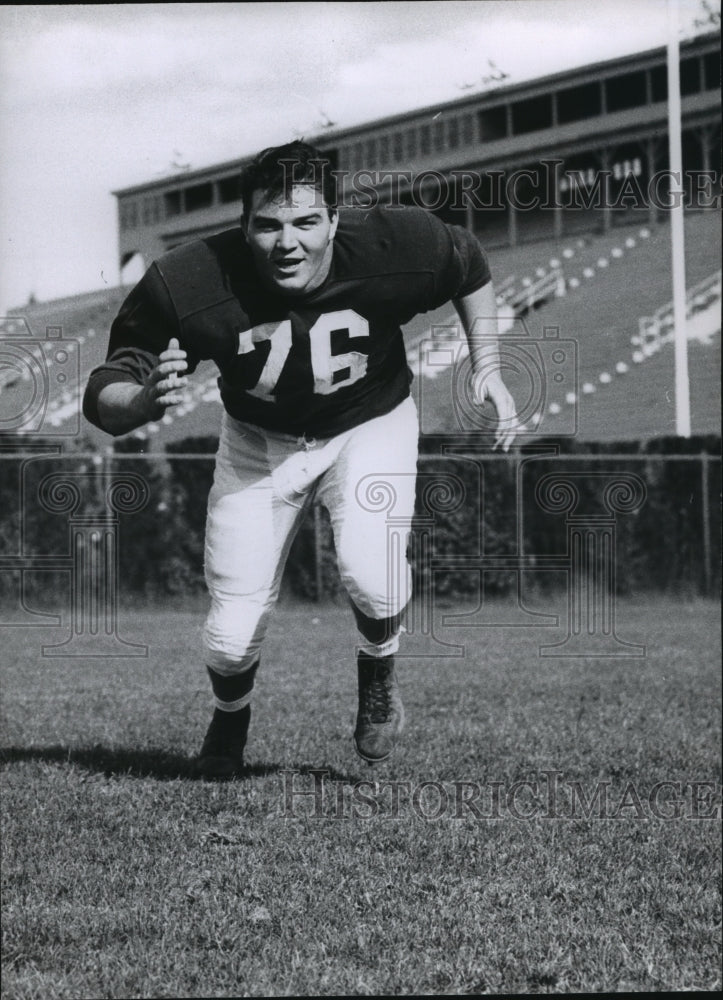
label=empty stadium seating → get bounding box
[3,211,719,449]
[408,211,721,441]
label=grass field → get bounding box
[1,596,720,997]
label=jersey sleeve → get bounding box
[82,263,195,429]
[426,214,492,310]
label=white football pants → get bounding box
[202,396,419,674]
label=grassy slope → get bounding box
[1,598,720,997]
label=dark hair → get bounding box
[240,141,337,219]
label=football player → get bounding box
[83,141,518,777]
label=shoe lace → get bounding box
[363,667,391,724]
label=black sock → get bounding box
[207,660,259,708]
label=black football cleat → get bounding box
[354,653,405,763]
[194,705,250,780]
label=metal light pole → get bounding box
[667,0,691,437]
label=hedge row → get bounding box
[0,435,719,604]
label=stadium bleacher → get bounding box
[408,211,721,441]
[2,288,127,448]
[2,211,719,450]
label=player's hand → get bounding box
[141,338,189,420]
[471,371,520,451]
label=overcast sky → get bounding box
[0,0,716,309]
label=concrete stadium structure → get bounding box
[5,30,719,448]
[114,31,720,277]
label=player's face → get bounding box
[244,184,338,295]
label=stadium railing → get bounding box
[634,269,722,357]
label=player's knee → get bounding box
[203,600,269,674]
[342,567,412,623]
[204,644,261,674]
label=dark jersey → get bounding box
[83,205,490,438]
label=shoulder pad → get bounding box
[154,229,246,321]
